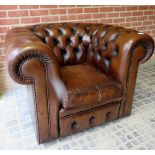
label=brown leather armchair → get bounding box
[6,23,154,144]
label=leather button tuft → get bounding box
[79,36,83,42]
[71,28,76,34]
[71,121,77,129]
[74,47,79,53]
[53,38,59,45]
[89,116,95,123]
[58,29,63,35]
[61,49,67,56]
[106,112,112,120]
[67,38,72,44]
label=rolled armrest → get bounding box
[6,27,67,143]
[108,30,154,116]
[6,27,66,100]
[109,31,154,85]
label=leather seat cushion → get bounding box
[61,64,123,109]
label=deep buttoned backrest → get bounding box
[29,23,101,66]
[28,23,137,74]
[87,24,137,74]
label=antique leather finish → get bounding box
[61,63,122,109]
[6,22,154,144]
[59,101,120,137]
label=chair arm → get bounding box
[109,31,154,116]
[5,27,66,143]
[6,27,66,100]
[109,32,154,83]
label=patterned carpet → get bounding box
[0,60,155,150]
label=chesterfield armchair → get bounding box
[6,23,154,144]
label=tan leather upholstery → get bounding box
[61,63,122,109]
[6,22,154,144]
